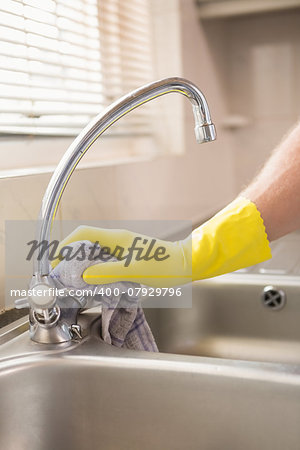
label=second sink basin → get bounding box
[145,275,300,364]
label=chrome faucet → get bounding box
[27,77,216,343]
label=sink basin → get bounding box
[145,275,300,364]
[1,282,300,450]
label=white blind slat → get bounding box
[0,117,151,128]
[0,127,151,137]
[0,65,102,83]
[0,23,151,56]
[0,0,153,136]
[0,79,102,94]
[0,45,150,73]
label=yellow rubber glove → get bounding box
[52,197,271,287]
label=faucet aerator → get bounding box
[195,123,216,144]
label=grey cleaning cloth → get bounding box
[50,240,158,352]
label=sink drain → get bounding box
[261,286,286,310]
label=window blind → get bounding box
[0,0,154,136]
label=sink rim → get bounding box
[2,320,300,390]
[2,307,300,388]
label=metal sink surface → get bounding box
[146,276,300,365]
[1,277,300,450]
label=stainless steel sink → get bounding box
[146,276,300,364]
[0,302,300,450]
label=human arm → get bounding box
[242,122,300,241]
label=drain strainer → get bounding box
[261,285,286,310]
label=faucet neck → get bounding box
[33,77,216,277]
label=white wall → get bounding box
[202,9,300,191]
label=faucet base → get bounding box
[29,306,79,344]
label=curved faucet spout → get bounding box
[34,77,216,278]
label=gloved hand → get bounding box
[52,197,271,287]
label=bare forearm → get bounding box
[242,122,300,241]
